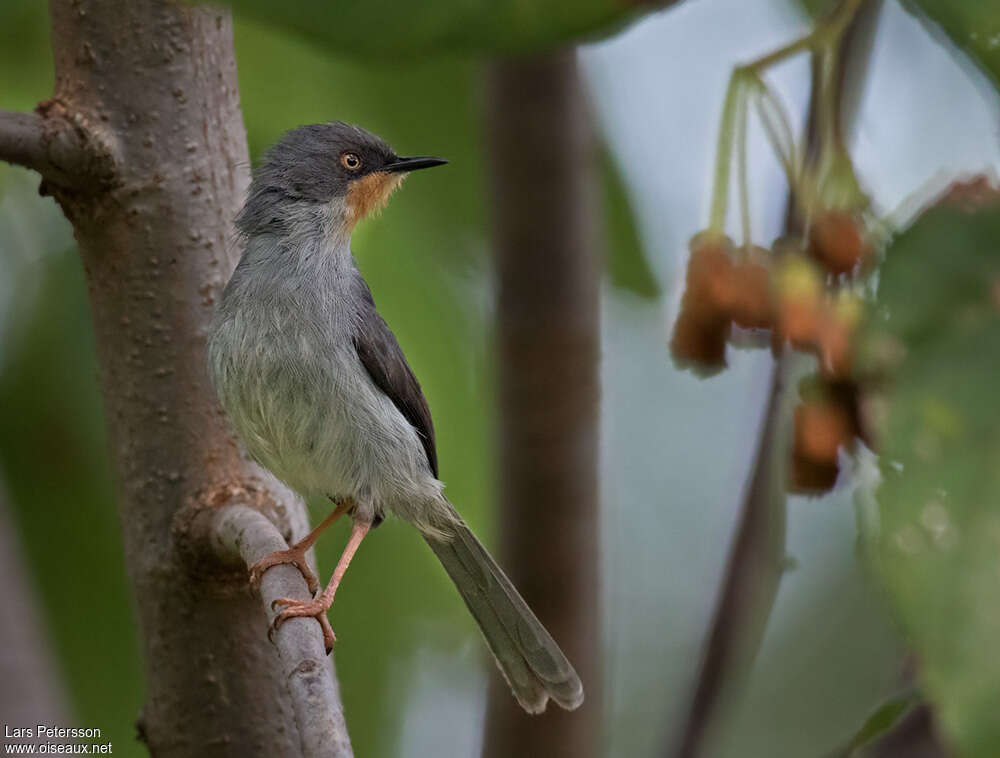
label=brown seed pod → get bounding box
[671,309,728,369]
[775,296,824,353]
[817,317,852,378]
[790,453,840,493]
[771,255,824,354]
[816,292,863,379]
[788,399,855,494]
[670,233,738,372]
[809,210,872,275]
[770,256,863,380]
[789,452,840,494]
[730,247,775,331]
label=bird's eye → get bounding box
[341,152,362,171]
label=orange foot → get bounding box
[269,597,336,654]
[258,514,371,657]
[249,546,320,595]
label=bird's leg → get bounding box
[249,500,352,595]
[270,516,372,653]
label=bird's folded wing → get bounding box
[350,269,438,477]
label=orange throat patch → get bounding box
[345,171,405,228]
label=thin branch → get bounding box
[194,505,353,758]
[0,107,112,188]
[751,77,799,188]
[669,353,791,758]
[0,111,48,170]
[736,88,752,249]
[708,73,747,233]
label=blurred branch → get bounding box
[191,505,352,758]
[669,3,881,757]
[670,350,792,758]
[0,106,116,189]
[483,50,601,757]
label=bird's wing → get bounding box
[351,271,438,477]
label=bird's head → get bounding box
[237,122,446,236]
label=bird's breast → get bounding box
[208,259,440,515]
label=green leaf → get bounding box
[902,0,1000,88]
[863,196,1000,758]
[220,0,675,57]
[601,151,660,299]
[825,690,921,757]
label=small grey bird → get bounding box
[207,122,583,714]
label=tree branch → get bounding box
[0,111,49,170]
[192,505,352,758]
[0,105,115,189]
[670,350,793,758]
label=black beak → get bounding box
[382,156,448,173]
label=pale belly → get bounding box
[210,328,443,527]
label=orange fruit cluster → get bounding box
[670,211,873,493]
[771,255,861,380]
[670,233,773,373]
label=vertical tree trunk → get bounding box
[0,1,350,754]
[483,50,602,758]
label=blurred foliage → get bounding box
[0,1,52,98]
[0,175,144,754]
[862,197,1000,758]
[0,2,144,753]
[218,0,670,58]
[798,0,1000,91]
[901,0,1000,88]
[796,0,835,19]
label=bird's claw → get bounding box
[248,547,320,595]
[268,597,337,654]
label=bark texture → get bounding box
[483,51,602,758]
[0,1,352,755]
[190,505,352,757]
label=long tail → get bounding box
[424,505,584,714]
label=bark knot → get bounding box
[34,96,120,200]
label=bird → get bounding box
[207,121,583,714]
